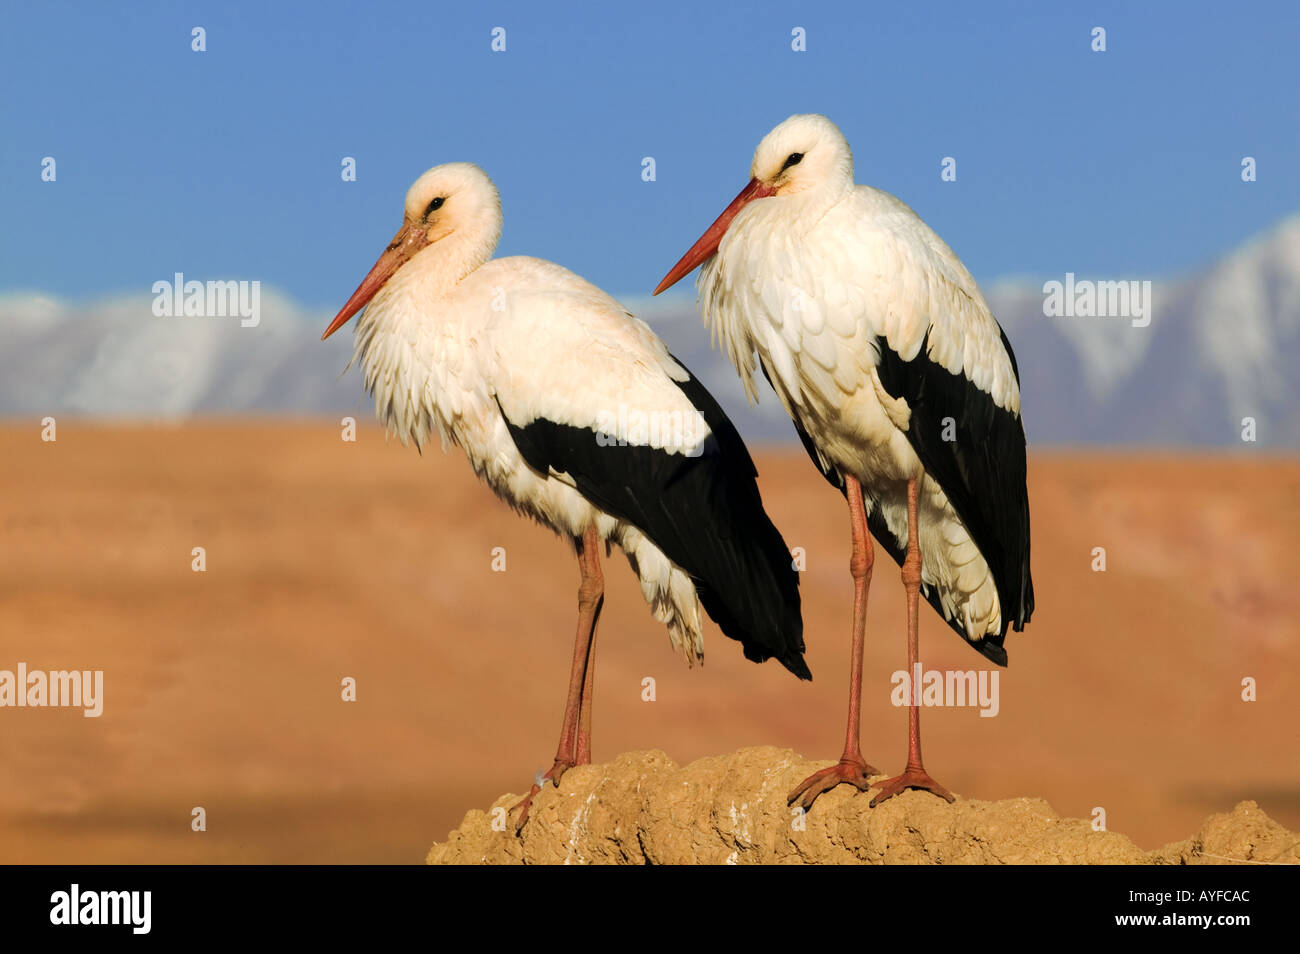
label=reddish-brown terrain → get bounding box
[1,422,1296,862]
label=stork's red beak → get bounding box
[321,222,428,340]
[653,177,776,295]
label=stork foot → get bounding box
[869,766,955,807]
[787,757,881,811]
[510,757,574,833]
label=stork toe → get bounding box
[787,757,881,811]
[869,767,955,808]
[510,757,576,833]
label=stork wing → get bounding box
[487,267,808,678]
[874,327,1035,639]
[741,187,1034,649]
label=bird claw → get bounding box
[787,757,881,811]
[511,758,575,833]
[511,783,543,833]
[869,767,955,807]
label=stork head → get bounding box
[322,162,502,340]
[749,113,854,196]
[654,113,854,295]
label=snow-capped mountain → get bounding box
[2,215,1297,448]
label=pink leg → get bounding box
[575,538,604,765]
[512,526,604,831]
[870,477,954,807]
[788,476,881,810]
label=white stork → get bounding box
[655,114,1034,809]
[320,162,808,828]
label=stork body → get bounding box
[656,115,1033,808]
[323,163,807,828]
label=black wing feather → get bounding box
[874,330,1035,652]
[499,356,809,680]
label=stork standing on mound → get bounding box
[655,114,1034,809]
[321,162,808,829]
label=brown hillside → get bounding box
[0,423,1296,862]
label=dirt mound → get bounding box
[428,747,1300,865]
[1152,800,1300,865]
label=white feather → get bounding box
[696,114,1021,642]
[352,164,711,664]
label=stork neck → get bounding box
[807,174,854,210]
[774,176,852,234]
[402,216,502,298]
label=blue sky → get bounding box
[2,0,1296,308]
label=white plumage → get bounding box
[698,115,1022,645]
[347,164,715,660]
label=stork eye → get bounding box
[424,196,445,217]
[782,152,804,171]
